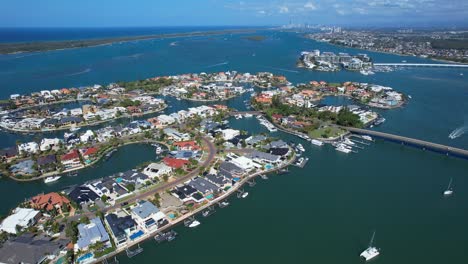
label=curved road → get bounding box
[69,136,216,221]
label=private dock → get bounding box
[126,244,143,258]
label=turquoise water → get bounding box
[0,29,467,264]
[76,253,93,263]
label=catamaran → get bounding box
[444,178,454,196]
[360,231,380,261]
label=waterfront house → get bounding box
[131,200,167,231]
[205,173,231,189]
[163,157,189,169]
[105,212,138,246]
[80,147,99,162]
[30,192,71,214]
[221,128,240,140]
[0,207,41,234]
[173,140,200,151]
[187,177,221,195]
[40,138,61,151]
[36,154,57,173]
[0,233,69,264]
[171,184,200,203]
[248,150,281,164]
[80,130,95,143]
[0,146,18,162]
[18,142,40,155]
[60,149,82,170]
[163,128,190,142]
[142,162,172,179]
[68,185,100,205]
[75,217,111,252]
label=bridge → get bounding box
[228,111,263,116]
[374,63,468,68]
[345,127,468,160]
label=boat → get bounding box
[443,178,453,196]
[219,201,229,208]
[296,143,305,152]
[44,176,61,183]
[295,157,304,166]
[343,138,355,146]
[311,139,324,146]
[362,135,373,141]
[202,210,213,217]
[336,145,352,153]
[155,230,178,243]
[408,95,412,99]
[360,231,380,261]
[155,146,163,154]
[69,126,80,132]
[373,117,386,126]
[188,220,200,228]
[244,113,253,118]
[67,172,78,177]
[241,192,249,198]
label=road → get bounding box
[67,136,217,221]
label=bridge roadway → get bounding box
[374,63,468,68]
[345,127,468,159]
[229,111,263,116]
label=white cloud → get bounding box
[258,10,266,15]
[304,2,317,10]
[279,5,289,13]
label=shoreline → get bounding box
[0,28,261,55]
[91,147,296,264]
[0,104,167,134]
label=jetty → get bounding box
[345,127,468,159]
[126,244,143,258]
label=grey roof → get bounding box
[0,233,69,264]
[246,135,267,145]
[219,161,243,175]
[131,200,159,219]
[76,217,110,249]
[206,174,229,186]
[268,140,288,149]
[105,213,136,240]
[36,154,57,166]
[187,177,220,193]
[248,150,281,162]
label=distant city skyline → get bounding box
[1,0,468,28]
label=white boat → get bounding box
[188,220,201,228]
[336,145,351,153]
[44,176,61,183]
[219,201,230,208]
[362,135,373,141]
[408,95,412,99]
[235,114,243,119]
[360,231,380,261]
[69,126,80,132]
[311,139,324,146]
[244,113,253,118]
[241,192,249,198]
[343,138,355,146]
[155,147,163,154]
[443,178,454,196]
[297,143,305,152]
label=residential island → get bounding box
[298,49,373,74]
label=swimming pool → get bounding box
[205,194,214,199]
[76,253,93,263]
[265,164,274,170]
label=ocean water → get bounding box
[0,28,467,264]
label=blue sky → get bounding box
[1,0,467,27]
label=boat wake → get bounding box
[65,68,91,77]
[113,53,143,60]
[205,61,229,68]
[449,124,468,139]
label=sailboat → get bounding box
[360,231,380,261]
[443,178,453,196]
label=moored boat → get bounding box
[44,176,61,183]
[360,231,380,261]
[311,139,324,146]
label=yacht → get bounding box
[69,126,80,132]
[241,192,249,198]
[408,95,412,99]
[373,117,386,126]
[155,146,163,154]
[296,143,305,152]
[44,176,61,183]
[343,138,355,146]
[295,157,305,166]
[244,113,253,118]
[362,135,373,141]
[443,178,454,196]
[311,139,324,146]
[336,145,352,153]
[188,220,200,228]
[360,231,380,261]
[235,114,243,119]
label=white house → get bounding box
[221,129,240,140]
[142,163,172,179]
[80,130,95,143]
[0,208,41,234]
[18,142,39,155]
[131,201,166,231]
[40,138,61,152]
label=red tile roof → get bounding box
[163,157,189,169]
[173,141,200,150]
[82,147,99,157]
[61,149,80,161]
[30,192,70,211]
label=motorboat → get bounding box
[219,201,230,208]
[44,176,61,183]
[362,135,373,141]
[443,178,454,196]
[360,231,380,261]
[311,139,324,146]
[155,146,163,154]
[296,143,305,152]
[188,220,200,228]
[241,192,249,198]
[336,145,352,153]
[343,138,355,146]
